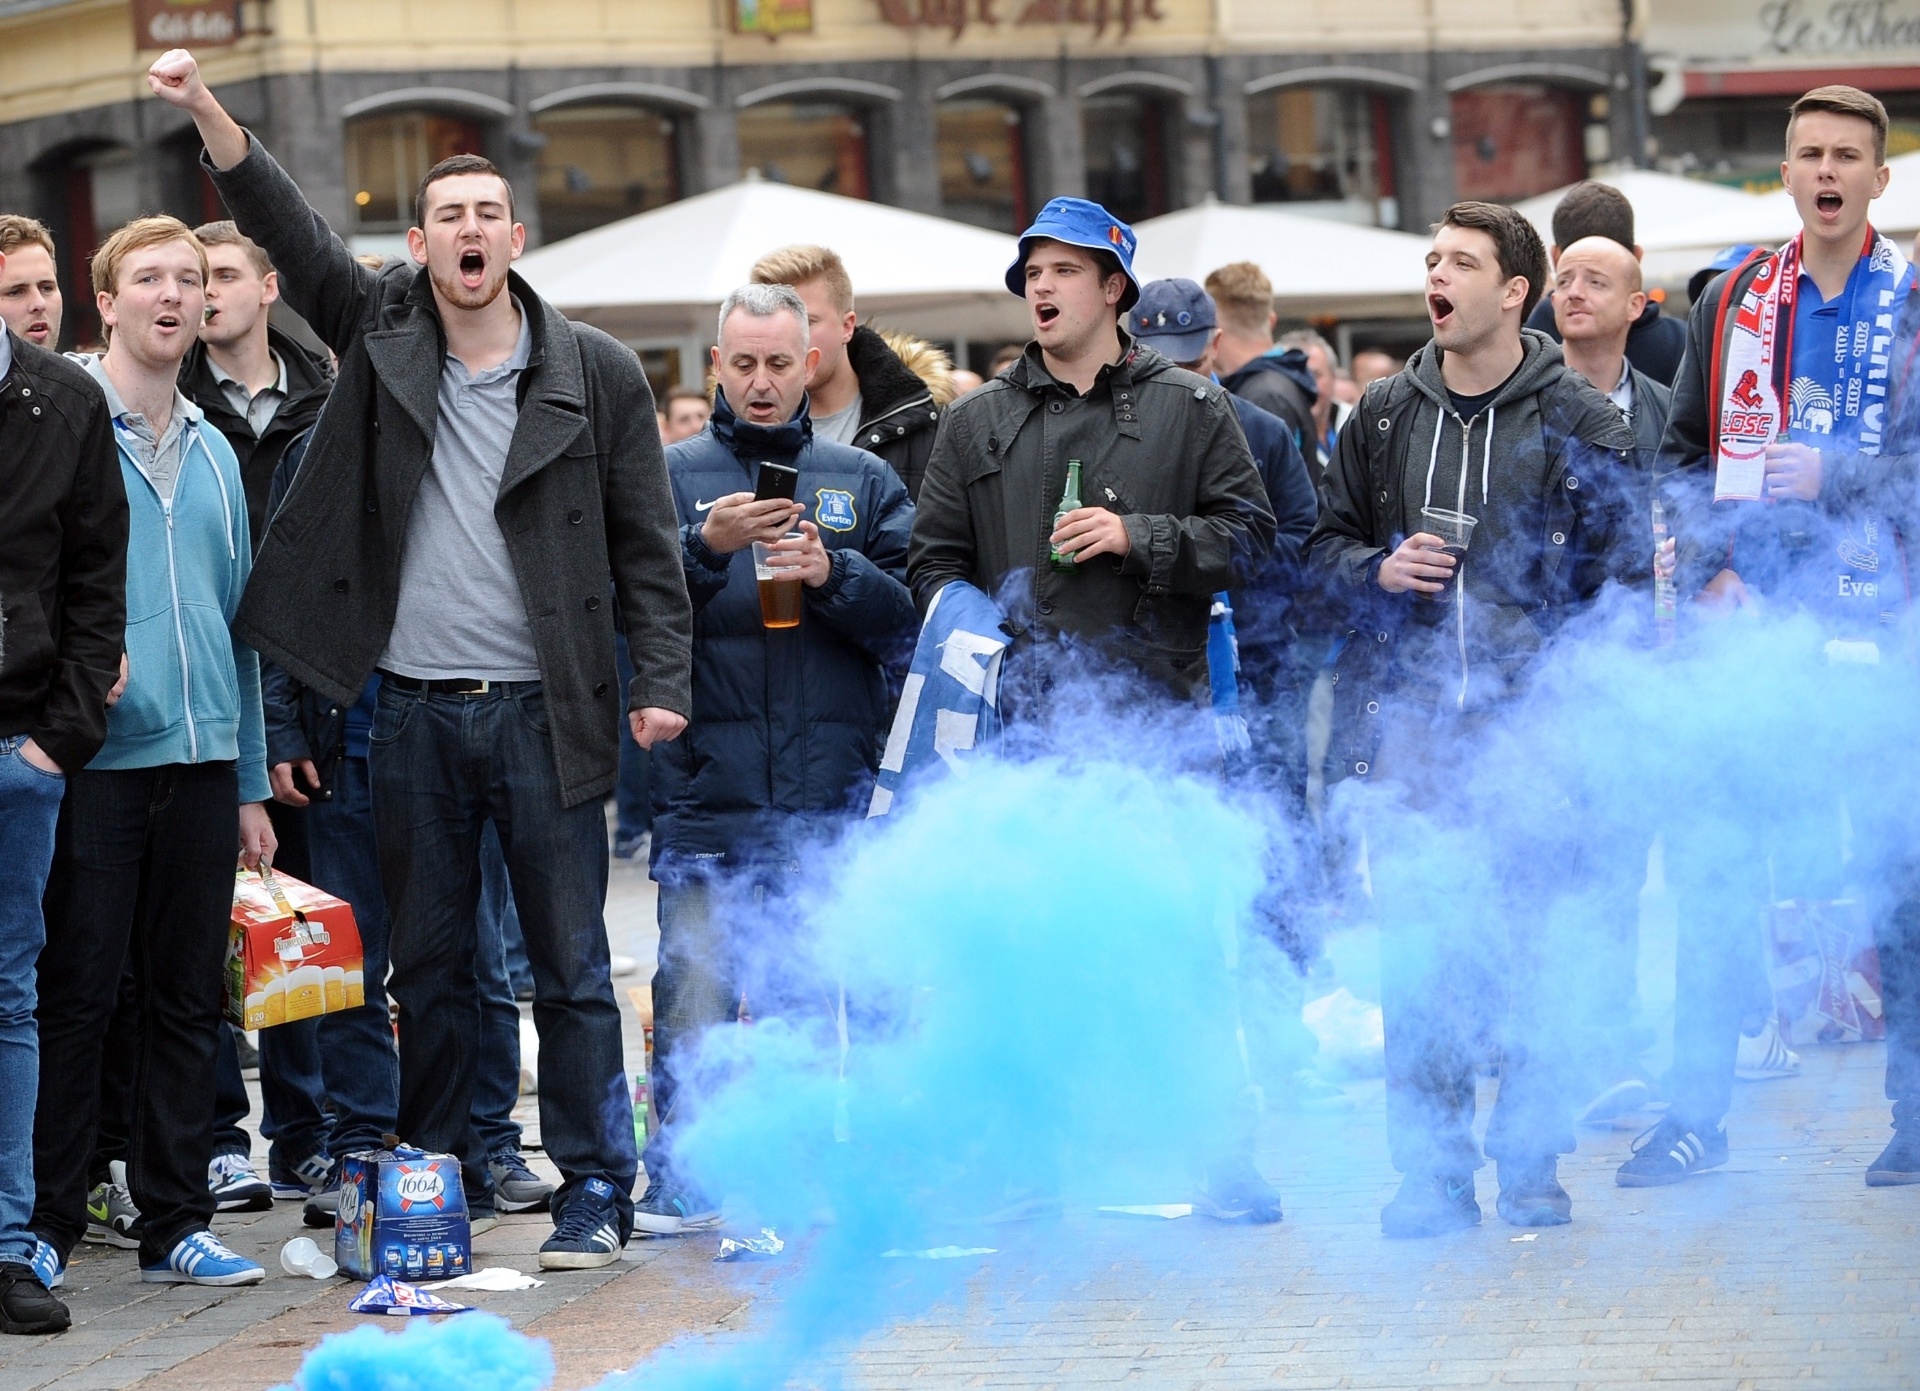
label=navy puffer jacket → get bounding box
[649,390,917,867]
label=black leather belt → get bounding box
[378,671,535,696]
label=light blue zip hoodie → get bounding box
[74,354,270,803]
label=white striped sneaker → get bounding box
[1735,1019,1801,1081]
[1615,1117,1729,1187]
[139,1230,265,1285]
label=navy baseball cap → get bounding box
[1688,243,1764,303]
[1129,279,1217,362]
[1005,196,1141,312]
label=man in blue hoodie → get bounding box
[31,216,274,1290]
[638,282,916,1233]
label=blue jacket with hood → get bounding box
[75,355,269,803]
[649,390,917,869]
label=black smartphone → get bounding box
[755,461,800,503]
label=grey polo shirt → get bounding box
[378,300,542,681]
[207,350,288,438]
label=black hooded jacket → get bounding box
[178,324,334,544]
[844,325,945,502]
[909,334,1276,699]
[1219,347,1320,454]
[1308,330,1637,777]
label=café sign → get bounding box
[876,0,1166,38]
[1652,0,1920,62]
[133,0,237,49]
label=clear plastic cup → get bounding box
[1419,506,1478,602]
[280,1235,338,1279]
[752,534,804,630]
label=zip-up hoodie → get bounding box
[1308,329,1636,719]
[73,354,269,802]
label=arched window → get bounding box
[1082,93,1171,226]
[1247,86,1398,227]
[1450,84,1587,201]
[345,111,488,232]
[937,98,1030,232]
[533,104,681,242]
[737,102,869,199]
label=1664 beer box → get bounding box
[336,1146,472,1281]
[226,866,364,1030]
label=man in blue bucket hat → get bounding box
[912,197,1274,706]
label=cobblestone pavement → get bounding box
[3,853,1915,1389]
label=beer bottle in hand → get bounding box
[1049,458,1083,574]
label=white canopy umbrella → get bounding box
[1515,169,1757,253]
[1644,152,1920,287]
[515,176,1030,344]
[1129,200,1433,318]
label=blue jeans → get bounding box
[303,755,401,1159]
[369,683,635,1228]
[472,820,525,1166]
[0,738,65,1264]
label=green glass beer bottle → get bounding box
[1049,458,1083,573]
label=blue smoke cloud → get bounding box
[282,586,1920,1391]
[279,1312,551,1391]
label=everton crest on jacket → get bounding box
[650,389,918,867]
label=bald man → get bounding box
[1553,236,1670,464]
[1552,235,1670,1128]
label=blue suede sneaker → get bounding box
[538,1177,627,1270]
[28,1239,63,1291]
[140,1230,265,1285]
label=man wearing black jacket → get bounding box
[150,47,693,1270]
[750,244,947,500]
[1204,260,1321,454]
[180,222,333,537]
[0,312,127,1333]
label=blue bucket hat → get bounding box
[1005,197,1141,312]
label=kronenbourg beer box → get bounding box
[225,866,364,1030]
[336,1146,472,1281]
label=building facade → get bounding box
[0,0,1646,346]
[1646,0,1920,188]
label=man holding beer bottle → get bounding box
[908,198,1274,704]
[641,282,916,1233]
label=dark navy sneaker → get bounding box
[538,1178,626,1269]
[632,1175,720,1237]
[1381,1172,1480,1238]
[1615,1117,1728,1187]
[1194,1159,1283,1224]
[1495,1158,1572,1227]
[208,1152,273,1212]
[1867,1130,1920,1186]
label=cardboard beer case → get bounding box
[336,1146,473,1281]
[226,866,365,1030]
[1765,897,1886,1045]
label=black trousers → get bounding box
[33,763,238,1264]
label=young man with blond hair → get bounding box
[0,215,63,349]
[750,242,948,499]
[1202,259,1320,453]
[32,215,274,1289]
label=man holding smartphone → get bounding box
[640,283,915,1233]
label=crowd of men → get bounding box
[1,44,1915,1333]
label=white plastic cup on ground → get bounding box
[280,1235,338,1279]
